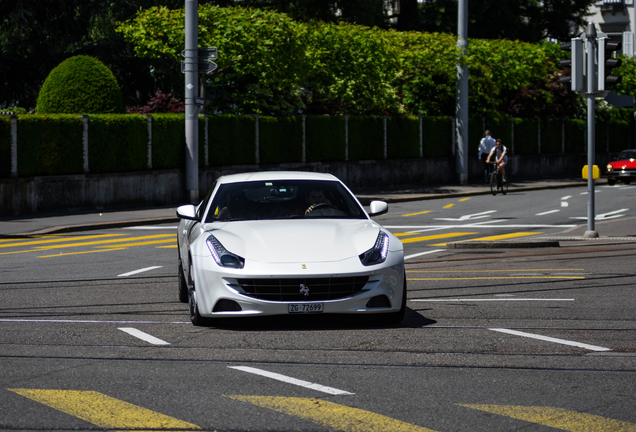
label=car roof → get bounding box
[216,171,341,184]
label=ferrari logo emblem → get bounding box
[302,264,306,269]
[299,284,310,298]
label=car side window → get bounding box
[197,181,216,220]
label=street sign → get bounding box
[195,97,205,106]
[181,61,217,74]
[181,47,217,60]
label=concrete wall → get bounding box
[0,153,611,217]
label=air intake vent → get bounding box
[235,276,369,301]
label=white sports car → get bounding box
[176,171,406,326]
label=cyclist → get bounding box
[486,138,508,183]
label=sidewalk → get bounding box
[1,178,634,247]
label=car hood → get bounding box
[609,159,636,169]
[202,219,383,263]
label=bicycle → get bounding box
[489,162,508,196]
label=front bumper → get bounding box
[190,252,405,318]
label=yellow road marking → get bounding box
[407,269,584,273]
[226,395,437,432]
[157,245,178,248]
[459,232,542,241]
[92,239,176,249]
[38,248,128,258]
[31,234,176,250]
[402,210,431,217]
[0,234,125,249]
[430,232,543,246]
[408,276,585,281]
[458,404,636,431]
[459,198,471,202]
[443,204,454,208]
[8,389,201,430]
[401,233,477,244]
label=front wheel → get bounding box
[188,263,208,326]
[178,253,188,303]
[380,274,407,326]
[490,172,499,196]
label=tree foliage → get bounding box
[117,4,585,117]
[36,55,124,114]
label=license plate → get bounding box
[620,172,631,176]
[288,303,323,314]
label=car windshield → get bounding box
[619,151,635,160]
[205,179,366,222]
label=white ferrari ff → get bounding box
[176,171,406,326]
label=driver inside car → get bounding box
[305,189,332,215]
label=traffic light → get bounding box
[559,38,584,92]
[598,38,622,92]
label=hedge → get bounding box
[88,115,148,173]
[208,114,256,166]
[348,116,385,160]
[423,116,453,158]
[0,117,10,177]
[2,112,634,179]
[259,116,303,164]
[306,115,346,162]
[16,115,83,176]
[387,116,420,159]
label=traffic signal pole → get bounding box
[455,0,468,185]
[184,0,199,204]
[585,24,598,238]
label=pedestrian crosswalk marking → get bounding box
[458,404,636,431]
[225,395,438,432]
[8,389,201,430]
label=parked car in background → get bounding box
[176,171,406,326]
[607,149,636,185]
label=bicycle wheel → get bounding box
[490,172,498,196]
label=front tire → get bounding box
[380,273,407,326]
[608,178,616,186]
[178,253,188,303]
[490,172,498,196]
[188,262,208,326]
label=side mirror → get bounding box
[368,200,388,217]
[176,204,199,221]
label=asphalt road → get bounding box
[1,185,635,431]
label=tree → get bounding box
[0,0,183,109]
[36,55,124,114]
[418,0,595,43]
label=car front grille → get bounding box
[235,276,370,301]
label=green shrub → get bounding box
[564,119,585,153]
[0,116,11,177]
[259,116,303,164]
[608,119,630,153]
[513,118,539,154]
[88,115,148,173]
[36,55,124,114]
[208,114,256,166]
[541,119,563,154]
[387,116,420,159]
[151,114,185,169]
[422,116,453,157]
[348,116,384,160]
[305,116,346,162]
[17,115,83,176]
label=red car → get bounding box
[607,149,636,185]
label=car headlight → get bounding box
[607,164,613,172]
[206,235,245,269]
[359,231,389,266]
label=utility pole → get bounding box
[584,24,598,238]
[184,0,199,204]
[455,0,469,185]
